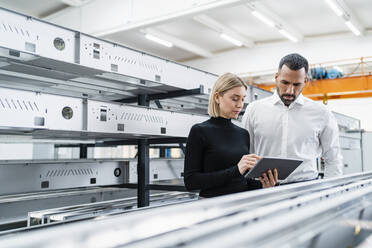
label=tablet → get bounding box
[244,157,303,180]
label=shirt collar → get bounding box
[270,90,305,106]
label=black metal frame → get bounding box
[115,86,204,104]
[56,87,202,208]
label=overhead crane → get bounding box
[256,57,372,103]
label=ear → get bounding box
[304,76,308,84]
[274,72,279,83]
[214,92,220,104]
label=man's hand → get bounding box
[259,169,278,188]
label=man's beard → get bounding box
[279,93,296,106]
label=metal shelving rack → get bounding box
[0,6,217,209]
[0,6,273,210]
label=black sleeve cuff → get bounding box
[231,165,242,178]
[246,178,262,190]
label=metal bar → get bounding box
[55,144,95,148]
[137,94,150,207]
[116,87,204,104]
[159,147,166,158]
[102,137,187,146]
[137,92,149,107]
[154,99,163,109]
[137,139,149,207]
[179,143,186,155]
[120,183,187,192]
[147,184,187,192]
[79,144,88,159]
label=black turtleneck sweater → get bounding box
[184,117,262,198]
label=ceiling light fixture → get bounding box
[324,0,344,17]
[247,4,300,43]
[145,34,173,47]
[345,21,361,36]
[220,33,243,47]
[251,10,275,28]
[278,29,299,43]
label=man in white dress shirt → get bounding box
[242,53,343,183]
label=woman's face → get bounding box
[215,86,246,119]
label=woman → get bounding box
[184,73,277,198]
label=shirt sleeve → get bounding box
[321,111,343,177]
[183,125,242,191]
[242,103,255,154]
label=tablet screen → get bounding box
[244,157,303,180]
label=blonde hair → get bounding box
[208,73,247,117]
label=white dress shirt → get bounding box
[242,91,343,183]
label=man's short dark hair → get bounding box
[279,53,309,73]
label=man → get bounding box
[242,53,343,183]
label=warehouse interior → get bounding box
[0,0,372,247]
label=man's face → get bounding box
[275,64,307,106]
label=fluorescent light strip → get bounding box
[251,10,275,28]
[278,29,299,42]
[345,21,361,36]
[220,33,243,47]
[145,34,173,47]
[324,0,344,17]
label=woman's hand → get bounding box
[238,154,261,175]
[259,169,278,188]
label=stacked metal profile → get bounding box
[0,6,217,230]
[26,191,197,227]
[0,172,372,247]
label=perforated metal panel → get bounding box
[79,34,214,92]
[0,159,129,195]
[0,8,76,63]
[87,100,208,137]
[0,88,83,131]
[128,158,184,183]
[0,88,47,129]
[0,87,209,138]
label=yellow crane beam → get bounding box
[255,74,372,102]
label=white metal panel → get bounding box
[342,149,363,174]
[79,34,165,83]
[87,99,208,137]
[42,94,84,131]
[128,158,184,183]
[0,8,76,63]
[0,88,84,131]
[79,34,217,91]
[363,132,372,172]
[0,159,128,195]
[0,87,47,129]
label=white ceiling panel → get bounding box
[260,0,348,36]
[0,0,66,18]
[346,0,372,28]
[207,5,282,41]
[104,30,194,62]
[156,18,233,52]
[0,0,371,63]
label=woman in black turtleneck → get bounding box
[184,73,278,198]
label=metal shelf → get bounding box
[0,7,217,102]
[0,87,208,140]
